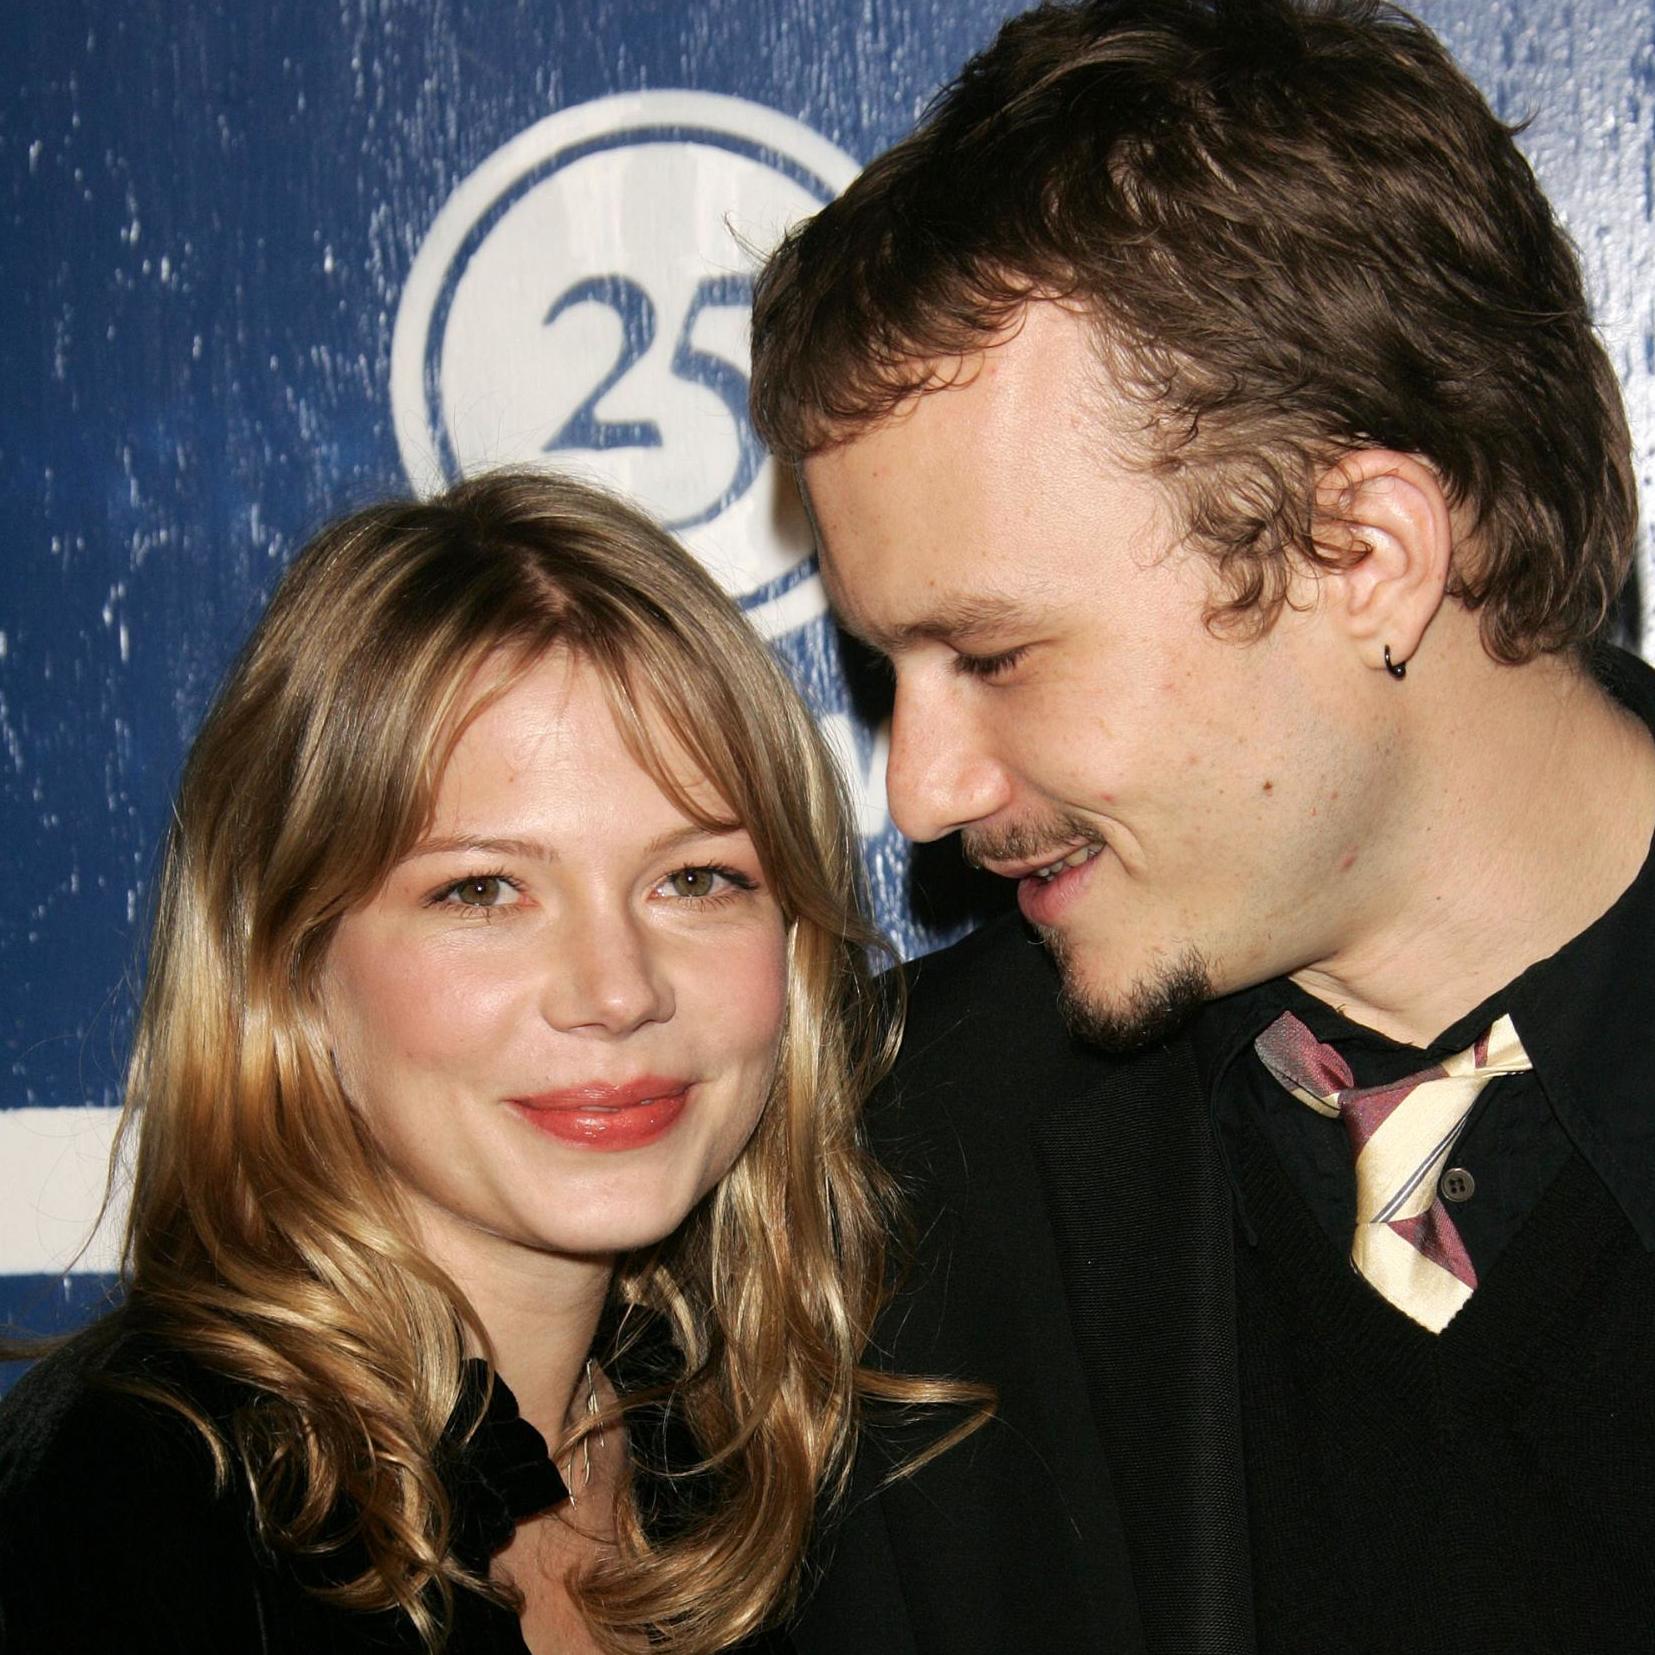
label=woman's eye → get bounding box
[658,864,755,902]
[664,866,725,900]
[439,874,518,909]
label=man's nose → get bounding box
[885,673,1013,843]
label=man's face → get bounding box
[804,302,1389,1048]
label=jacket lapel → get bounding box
[1033,1039,1257,1655]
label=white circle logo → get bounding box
[390,91,859,638]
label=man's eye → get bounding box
[953,646,1027,680]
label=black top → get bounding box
[1185,644,1655,1649]
[0,1316,793,1653]
[1230,1115,1655,1653]
[790,913,1251,1655]
[1193,642,1655,1275]
[789,648,1655,1655]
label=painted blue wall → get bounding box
[4,0,1653,1348]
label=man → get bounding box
[749,3,1655,1652]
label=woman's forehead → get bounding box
[435,647,744,835]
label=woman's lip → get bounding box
[509,1087,689,1151]
[512,1075,690,1111]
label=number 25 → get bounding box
[542,273,765,529]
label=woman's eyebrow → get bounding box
[405,833,558,862]
[640,822,747,857]
[404,824,744,863]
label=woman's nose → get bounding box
[538,909,675,1035]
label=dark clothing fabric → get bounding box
[1211,645,1655,1653]
[1193,643,1655,1642]
[791,914,1252,1655]
[0,1316,792,1654]
[1233,1130,1655,1654]
[1194,641,1655,1271]
[791,651,1655,1655]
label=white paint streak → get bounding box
[820,712,891,838]
[0,1108,126,1276]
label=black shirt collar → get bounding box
[1192,643,1655,1250]
[443,1360,570,1571]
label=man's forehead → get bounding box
[798,304,1144,503]
[807,485,1067,658]
[796,392,994,575]
[796,302,1176,645]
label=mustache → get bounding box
[960,809,1101,869]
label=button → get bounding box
[1441,1167,1475,1203]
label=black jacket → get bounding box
[0,1318,793,1653]
[791,913,1256,1655]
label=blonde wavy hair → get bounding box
[110,468,972,1651]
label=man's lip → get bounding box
[511,1076,691,1112]
[1017,843,1106,926]
[978,842,1102,881]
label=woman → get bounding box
[0,470,968,1653]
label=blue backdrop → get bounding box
[4,0,1654,1356]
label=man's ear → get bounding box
[1310,449,1455,675]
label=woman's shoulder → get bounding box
[0,1315,226,1517]
[0,1316,279,1651]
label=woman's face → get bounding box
[321,648,789,1281]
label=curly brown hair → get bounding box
[750,0,1637,663]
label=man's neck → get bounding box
[1289,648,1655,1046]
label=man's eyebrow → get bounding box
[840,593,1043,655]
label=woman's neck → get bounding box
[414,1208,615,1445]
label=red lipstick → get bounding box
[509,1076,690,1150]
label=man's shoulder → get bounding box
[904,907,1061,1011]
[894,911,1194,1085]
[876,913,1201,1160]
[896,911,1076,1069]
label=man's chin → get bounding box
[1040,928,1213,1054]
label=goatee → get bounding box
[1040,929,1213,1053]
